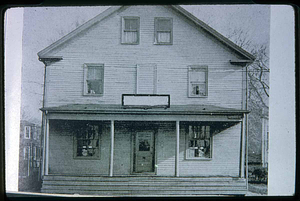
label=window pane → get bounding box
[192,84,206,96]
[139,139,150,151]
[88,67,102,80]
[157,32,171,43]
[124,31,138,43]
[76,124,100,158]
[87,80,102,94]
[125,19,138,30]
[187,125,211,159]
[157,19,172,31]
[190,71,206,82]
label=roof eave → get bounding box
[170,5,256,61]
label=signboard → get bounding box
[122,94,170,108]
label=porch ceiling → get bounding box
[41,104,249,115]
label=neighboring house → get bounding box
[37,6,255,196]
[19,120,42,192]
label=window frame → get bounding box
[154,17,173,45]
[188,65,208,98]
[24,126,31,139]
[83,63,104,96]
[185,124,213,160]
[121,16,140,45]
[73,123,102,160]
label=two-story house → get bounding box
[37,5,255,196]
[19,120,42,192]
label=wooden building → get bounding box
[19,120,42,192]
[37,5,255,196]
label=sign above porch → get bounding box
[122,94,170,109]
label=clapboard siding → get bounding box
[48,121,241,177]
[44,6,244,109]
[48,120,110,175]
[179,123,241,176]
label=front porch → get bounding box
[40,104,249,195]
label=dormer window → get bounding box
[121,17,140,44]
[154,17,173,45]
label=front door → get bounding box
[135,131,154,173]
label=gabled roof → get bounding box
[38,5,255,61]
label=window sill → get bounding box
[188,95,208,98]
[185,158,212,161]
[73,157,101,160]
[154,42,173,45]
[83,94,104,97]
[121,42,139,45]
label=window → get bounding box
[188,66,208,97]
[24,126,31,139]
[33,126,37,140]
[83,64,104,95]
[23,146,30,160]
[121,17,140,44]
[154,17,173,44]
[74,123,101,159]
[33,146,37,160]
[186,125,212,159]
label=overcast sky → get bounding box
[20,5,270,123]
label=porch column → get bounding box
[175,121,180,177]
[109,120,115,176]
[45,118,49,175]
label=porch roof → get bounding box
[41,104,249,115]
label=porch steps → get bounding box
[41,175,247,196]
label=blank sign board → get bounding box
[122,94,170,108]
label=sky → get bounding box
[20,5,270,124]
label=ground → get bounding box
[246,183,268,196]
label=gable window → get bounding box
[121,17,140,44]
[186,125,212,159]
[24,126,31,139]
[154,17,173,44]
[74,122,101,159]
[83,64,104,95]
[188,66,208,97]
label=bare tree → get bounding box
[227,28,269,158]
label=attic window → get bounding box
[154,17,173,44]
[121,17,140,44]
[83,64,104,96]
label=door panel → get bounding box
[135,131,154,172]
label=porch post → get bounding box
[45,118,49,175]
[109,120,115,177]
[175,121,180,177]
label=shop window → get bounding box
[74,123,101,159]
[186,125,212,159]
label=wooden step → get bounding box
[42,181,245,186]
[41,175,247,196]
[41,189,247,195]
[43,175,245,182]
